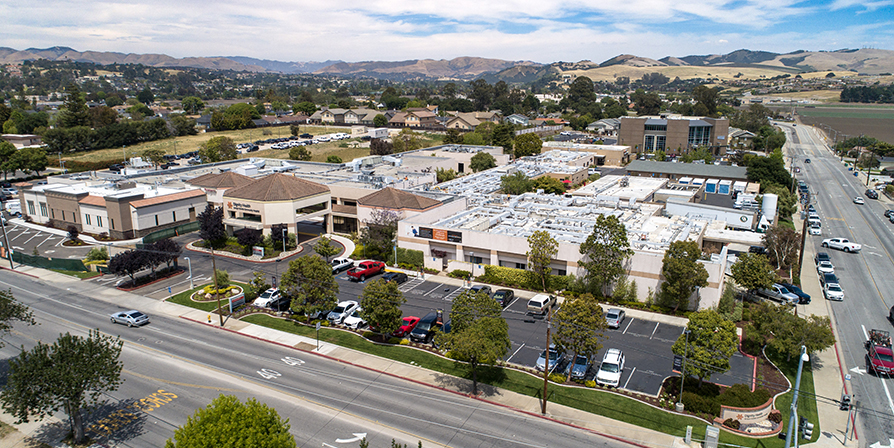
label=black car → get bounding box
[885,210,894,218]
[865,189,879,200]
[470,285,492,297]
[814,252,831,265]
[749,246,768,255]
[409,311,443,343]
[108,163,123,172]
[820,272,839,286]
[492,289,514,307]
[805,158,810,163]
[382,272,408,284]
[299,133,313,139]
[779,282,811,304]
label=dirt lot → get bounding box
[793,105,894,144]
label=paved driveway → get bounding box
[1,223,92,259]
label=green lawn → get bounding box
[166,282,250,312]
[50,269,102,279]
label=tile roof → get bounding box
[187,172,255,189]
[79,195,106,206]
[130,189,206,209]
[224,173,329,202]
[358,187,440,210]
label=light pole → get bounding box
[393,237,398,267]
[676,329,692,411]
[785,346,809,448]
[282,227,288,254]
[184,256,193,290]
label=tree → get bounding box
[492,124,514,153]
[500,171,533,195]
[198,136,237,163]
[108,250,149,283]
[197,204,225,245]
[151,238,182,270]
[57,83,90,128]
[359,208,400,261]
[313,236,340,262]
[553,293,606,375]
[729,253,776,295]
[0,289,35,347]
[235,228,262,250]
[630,89,662,116]
[444,128,464,144]
[762,183,797,220]
[565,76,597,114]
[90,105,119,128]
[12,147,47,177]
[165,394,295,448]
[326,155,343,164]
[170,114,198,136]
[181,96,205,114]
[659,240,709,312]
[470,152,496,172]
[672,310,737,385]
[745,153,792,189]
[282,255,339,321]
[435,290,509,395]
[514,133,542,158]
[369,138,393,156]
[137,87,154,105]
[292,101,316,116]
[532,176,566,194]
[0,141,17,179]
[436,168,457,183]
[392,128,422,153]
[762,223,801,273]
[289,145,312,161]
[462,132,486,146]
[0,330,123,444]
[692,85,719,116]
[527,231,558,292]
[746,302,835,362]
[142,147,167,167]
[360,279,406,335]
[373,114,388,127]
[469,79,494,111]
[578,215,633,296]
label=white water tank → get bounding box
[762,193,778,222]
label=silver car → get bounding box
[605,308,625,329]
[110,310,149,327]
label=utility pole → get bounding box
[541,306,552,415]
[0,217,13,269]
[785,346,809,448]
[210,245,222,326]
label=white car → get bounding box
[816,261,835,275]
[331,258,355,274]
[327,300,359,324]
[808,226,822,236]
[253,288,281,308]
[854,197,865,205]
[110,310,150,327]
[824,283,844,301]
[342,307,366,330]
[596,349,625,387]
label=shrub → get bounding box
[584,380,597,388]
[549,373,566,384]
[448,269,471,279]
[723,418,741,430]
[719,384,771,408]
[768,411,783,423]
[85,246,109,262]
[681,391,720,416]
[214,269,230,288]
[396,247,424,268]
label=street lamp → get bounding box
[282,227,288,254]
[676,329,692,411]
[785,346,810,448]
[184,256,193,290]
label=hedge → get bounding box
[478,265,570,292]
[396,247,423,268]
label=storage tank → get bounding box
[762,193,778,222]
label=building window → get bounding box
[97,216,102,228]
[27,201,35,215]
[61,211,64,221]
[557,269,567,276]
[110,218,115,229]
[188,207,195,214]
[40,202,48,217]
[515,262,526,270]
[470,256,482,264]
[689,125,711,147]
[644,124,667,131]
[172,211,176,221]
[85,215,91,225]
[296,201,328,214]
[155,215,159,226]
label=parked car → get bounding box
[596,349,625,387]
[884,210,894,219]
[824,283,845,301]
[854,197,865,205]
[605,308,626,329]
[567,354,590,380]
[110,310,150,327]
[394,316,420,337]
[346,260,386,281]
[535,344,564,373]
[814,252,831,265]
[253,288,281,308]
[816,260,835,275]
[342,307,366,330]
[805,158,810,163]
[492,289,514,307]
[527,294,557,315]
[820,272,839,287]
[331,258,354,274]
[822,238,862,253]
[408,311,443,343]
[865,189,879,199]
[382,272,408,284]
[470,285,492,297]
[299,133,313,139]
[808,226,822,236]
[757,283,800,304]
[779,282,811,304]
[327,300,359,324]
[268,295,291,312]
[1,188,17,196]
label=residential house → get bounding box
[505,114,529,126]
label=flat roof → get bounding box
[626,160,748,180]
[573,175,668,202]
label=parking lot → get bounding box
[337,273,755,396]
[0,222,93,259]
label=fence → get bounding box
[515,125,563,136]
[142,221,201,244]
[12,252,88,272]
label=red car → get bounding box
[393,316,420,337]
[868,345,894,375]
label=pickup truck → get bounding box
[346,261,385,281]
[822,238,862,253]
[330,258,354,274]
[866,329,894,375]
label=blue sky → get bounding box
[2,0,893,64]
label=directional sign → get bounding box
[335,433,367,443]
[849,366,866,376]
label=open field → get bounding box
[793,106,894,144]
[762,90,842,102]
[565,64,802,82]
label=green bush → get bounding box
[682,391,720,416]
[723,418,741,430]
[448,269,471,279]
[719,384,771,408]
[549,373,566,384]
[478,265,571,292]
[85,246,109,262]
[768,411,783,423]
[396,247,423,268]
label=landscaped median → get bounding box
[167,283,814,447]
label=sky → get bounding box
[3,0,894,64]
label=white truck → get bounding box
[822,237,862,253]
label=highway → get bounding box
[0,271,635,448]
[783,123,894,445]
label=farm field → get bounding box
[793,105,894,144]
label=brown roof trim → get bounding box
[130,189,206,209]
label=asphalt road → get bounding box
[782,123,894,445]
[0,270,636,448]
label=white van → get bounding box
[527,294,557,315]
[807,217,822,228]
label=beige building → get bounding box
[221,173,332,235]
[618,115,730,156]
[542,142,630,167]
[186,171,254,206]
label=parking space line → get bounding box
[39,234,56,246]
[622,318,634,334]
[506,297,521,308]
[623,367,636,390]
[506,343,525,362]
[422,284,442,296]
[23,232,42,244]
[649,322,659,339]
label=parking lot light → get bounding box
[184,257,193,290]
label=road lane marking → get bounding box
[623,367,636,390]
